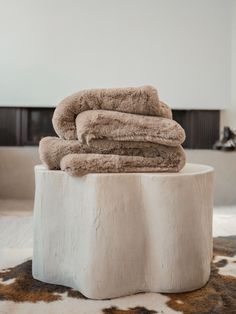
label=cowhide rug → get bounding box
[0,236,235,314]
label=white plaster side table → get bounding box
[33,163,214,299]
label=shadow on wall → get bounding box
[0,147,235,206]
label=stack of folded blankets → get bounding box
[39,86,186,176]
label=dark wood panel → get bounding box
[189,110,220,149]
[172,110,220,149]
[0,107,220,148]
[0,108,21,145]
[21,108,56,145]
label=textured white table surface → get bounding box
[32,163,214,299]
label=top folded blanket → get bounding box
[40,85,186,175]
[52,85,173,140]
[75,110,185,147]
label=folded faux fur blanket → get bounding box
[52,86,172,140]
[40,86,186,175]
[75,110,184,146]
[39,137,186,172]
[60,153,186,176]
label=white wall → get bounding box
[0,0,232,109]
[221,0,236,129]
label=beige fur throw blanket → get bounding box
[52,85,172,140]
[40,86,186,176]
[40,137,186,173]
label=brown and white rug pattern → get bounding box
[0,236,235,314]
